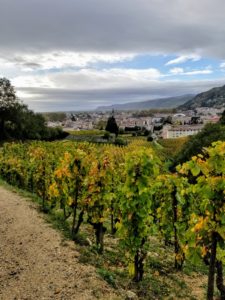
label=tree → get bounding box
[105,116,119,136]
[220,109,225,124]
[0,78,67,141]
[95,120,107,130]
[174,123,225,165]
[42,112,66,122]
[164,115,172,125]
[0,78,23,140]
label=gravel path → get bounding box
[0,186,118,300]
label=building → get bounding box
[163,125,204,139]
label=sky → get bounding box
[1,0,225,112]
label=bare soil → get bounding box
[0,186,120,300]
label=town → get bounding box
[47,106,223,139]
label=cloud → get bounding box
[12,68,162,90]
[1,0,225,58]
[2,0,225,111]
[0,52,136,71]
[166,54,201,66]
[15,78,225,112]
[169,67,212,76]
[220,62,225,68]
[169,67,184,75]
[11,66,217,111]
[184,69,212,75]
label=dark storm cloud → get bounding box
[18,78,225,112]
[1,0,225,58]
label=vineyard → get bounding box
[157,137,189,158]
[0,140,224,299]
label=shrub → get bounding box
[115,137,127,146]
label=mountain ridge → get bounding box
[96,94,194,111]
[179,85,225,110]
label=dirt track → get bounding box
[0,186,119,300]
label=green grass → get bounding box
[97,268,117,288]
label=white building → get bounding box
[163,125,204,139]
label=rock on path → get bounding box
[0,186,119,300]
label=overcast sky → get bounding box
[1,0,225,111]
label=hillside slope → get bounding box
[179,85,225,110]
[97,94,194,111]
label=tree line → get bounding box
[0,78,67,141]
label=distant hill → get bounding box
[179,85,225,110]
[96,95,194,111]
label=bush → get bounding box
[119,128,125,134]
[115,137,127,146]
[103,132,110,140]
[144,129,150,136]
[147,135,153,142]
[175,123,225,164]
